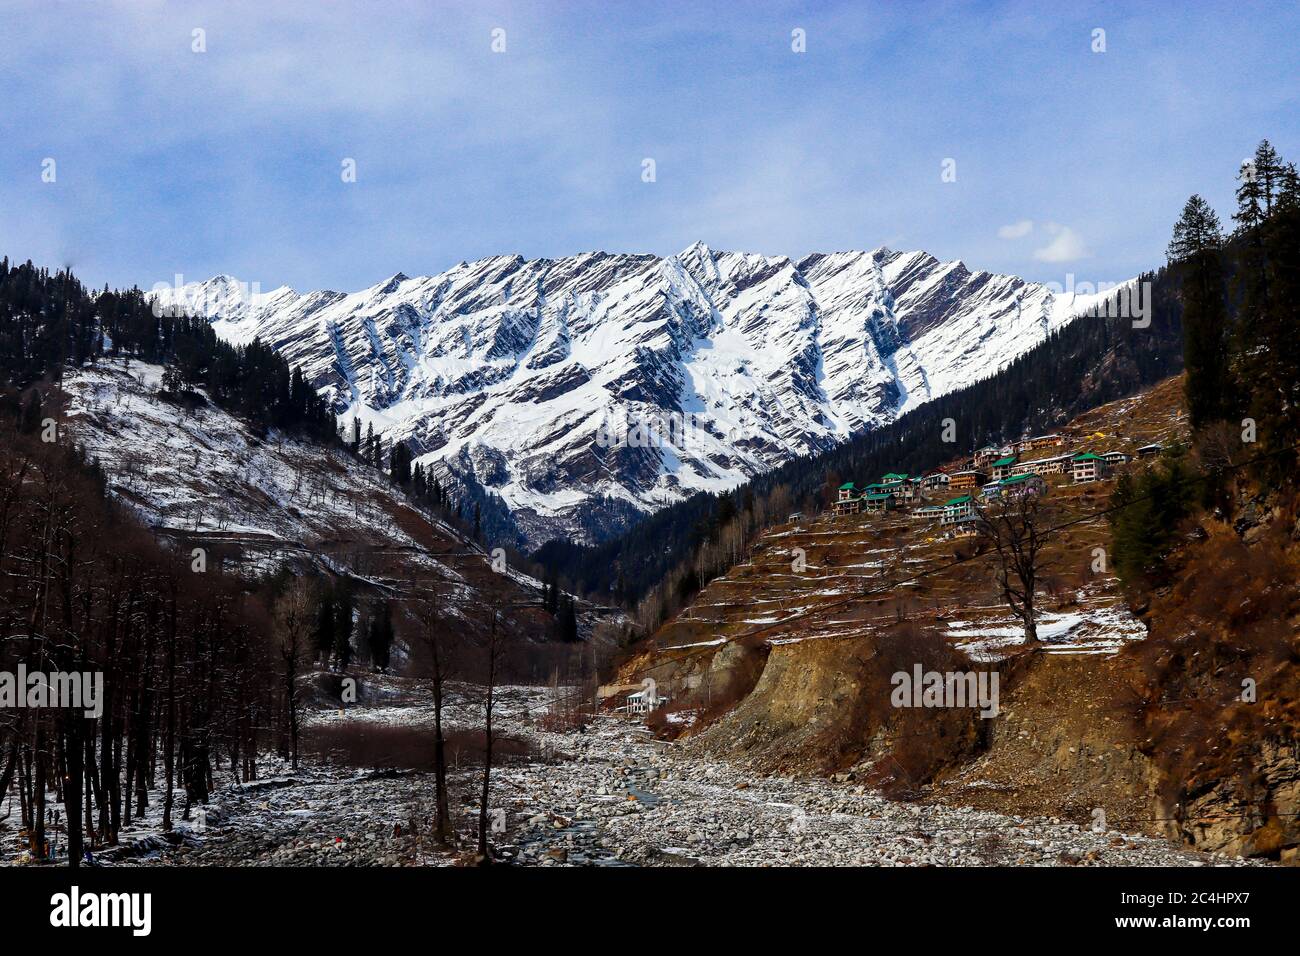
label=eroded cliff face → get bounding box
[624,527,1297,860]
[646,586,1297,861]
[1120,517,1300,863]
[1177,739,1300,862]
[670,637,1166,827]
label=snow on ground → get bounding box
[65,360,428,546]
[58,358,547,594]
[2,678,1263,869]
[944,588,1147,661]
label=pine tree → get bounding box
[18,389,42,435]
[1233,142,1298,477]
[313,595,336,664]
[367,601,394,671]
[1252,140,1283,216]
[557,594,579,642]
[1256,157,1300,475]
[1167,195,1229,430]
[1109,451,1192,585]
[333,589,355,670]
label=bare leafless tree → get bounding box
[411,583,454,845]
[275,577,314,770]
[477,604,501,862]
[974,490,1052,646]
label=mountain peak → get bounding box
[169,245,1083,547]
[679,240,714,257]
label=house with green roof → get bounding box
[863,491,895,513]
[991,455,1019,481]
[1071,452,1111,483]
[1000,472,1047,497]
[910,504,945,522]
[832,482,862,516]
[940,494,975,525]
[880,473,920,502]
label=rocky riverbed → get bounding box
[2,682,1267,868]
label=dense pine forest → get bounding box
[0,259,336,440]
[1110,140,1300,584]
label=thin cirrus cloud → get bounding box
[1032,223,1091,263]
[0,1,1296,292]
[997,218,1090,264]
[997,219,1034,240]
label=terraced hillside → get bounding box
[638,375,1187,667]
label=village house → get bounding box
[920,472,950,490]
[972,445,1000,468]
[625,686,666,715]
[832,482,861,517]
[999,472,1047,497]
[940,494,975,525]
[863,491,895,513]
[1100,450,1129,467]
[881,476,919,502]
[948,469,988,491]
[911,504,945,522]
[1016,433,1065,453]
[991,454,1019,481]
[1137,443,1163,459]
[598,681,667,715]
[1012,453,1072,477]
[1072,452,1110,483]
[980,480,1003,500]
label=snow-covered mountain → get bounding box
[60,358,600,644]
[155,244,1114,547]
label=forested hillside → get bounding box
[608,142,1300,863]
[0,258,336,440]
[0,259,594,868]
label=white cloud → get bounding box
[997,219,1033,239]
[1032,223,1090,262]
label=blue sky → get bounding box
[2,0,1297,295]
